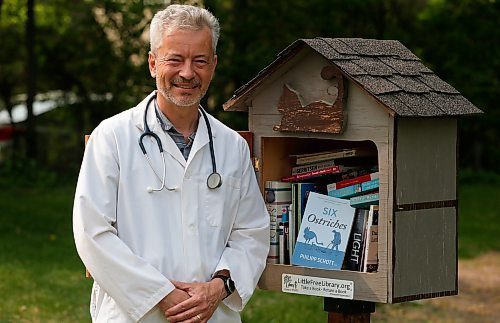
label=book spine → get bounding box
[328,184,362,198]
[362,206,379,272]
[327,172,379,191]
[295,149,373,165]
[291,160,337,175]
[328,178,380,198]
[342,209,369,271]
[361,178,379,192]
[282,165,343,182]
[350,192,379,208]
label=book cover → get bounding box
[350,192,379,209]
[291,148,375,165]
[265,181,292,264]
[294,183,326,250]
[327,172,379,191]
[342,208,370,271]
[362,205,379,272]
[291,192,356,270]
[292,160,337,175]
[328,178,379,199]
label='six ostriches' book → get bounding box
[291,192,356,270]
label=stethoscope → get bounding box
[138,93,222,193]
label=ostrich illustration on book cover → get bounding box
[291,192,356,270]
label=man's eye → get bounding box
[194,60,208,66]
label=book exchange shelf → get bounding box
[257,136,389,304]
[222,37,483,321]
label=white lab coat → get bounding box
[73,92,270,322]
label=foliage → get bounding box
[0,0,498,172]
[416,0,500,171]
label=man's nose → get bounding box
[178,61,195,80]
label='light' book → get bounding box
[291,192,356,270]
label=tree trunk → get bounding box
[25,0,37,160]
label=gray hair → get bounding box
[149,4,220,55]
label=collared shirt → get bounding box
[154,101,197,161]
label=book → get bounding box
[281,165,349,182]
[279,207,290,264]
[290,148,375,166]
[342,208,370,271]
[291,192,356,270]
[350,192,379,209]
[292,160,337,175]
[290,183,327,256]
[327,172,379,191]
[328,178,379,198]
[265,181,292,264]
[362,205,379,272]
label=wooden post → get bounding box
[324,298,375,323]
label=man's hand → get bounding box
[164,279,226,323]
[158,288,191,316]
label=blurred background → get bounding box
[0,0,499,322]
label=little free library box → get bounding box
[223,38,482,304]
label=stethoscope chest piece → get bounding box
[207,172,222,189]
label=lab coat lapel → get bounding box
[187,111,210,167]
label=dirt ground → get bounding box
[372,252,500,322]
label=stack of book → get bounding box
[327,172,380,208]
[281,147,376,182]
[264,147,379,272]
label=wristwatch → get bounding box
[212,274,235,298]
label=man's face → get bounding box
[149,26,217,108]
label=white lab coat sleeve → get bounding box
[214,136,270,311]
[73,121,174,322]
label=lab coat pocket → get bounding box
[204,175,241,227]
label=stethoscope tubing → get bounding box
[139,93,221,192]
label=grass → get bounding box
[0,180,498,322]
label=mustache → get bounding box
[171,77,200,87]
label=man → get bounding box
[73,4,269,323]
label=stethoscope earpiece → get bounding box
[139,93,220,193]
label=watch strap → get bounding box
[212,274,234,297]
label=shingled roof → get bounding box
[223,38,483,117]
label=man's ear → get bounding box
[148,51,156,78]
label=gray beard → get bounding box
[156,81,206,108]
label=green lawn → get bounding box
[0,181,498,322]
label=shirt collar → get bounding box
[154,99,197,141]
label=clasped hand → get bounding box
[158,279,226,323]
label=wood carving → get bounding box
[274,66,345,134]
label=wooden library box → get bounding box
[223,38,482,303]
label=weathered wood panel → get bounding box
[392,207,457,300]
[395,118,457,205]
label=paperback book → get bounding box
[362,205,379,272]
[291,192,356,270]
[290,148,376,165]
[288,183,325,262]
[327,172,379,191]
[281,165,347,182]
[342,208,370,271]
[350,192,379,209]
[328,178,379,199]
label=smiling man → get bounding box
[73,4,269,323]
